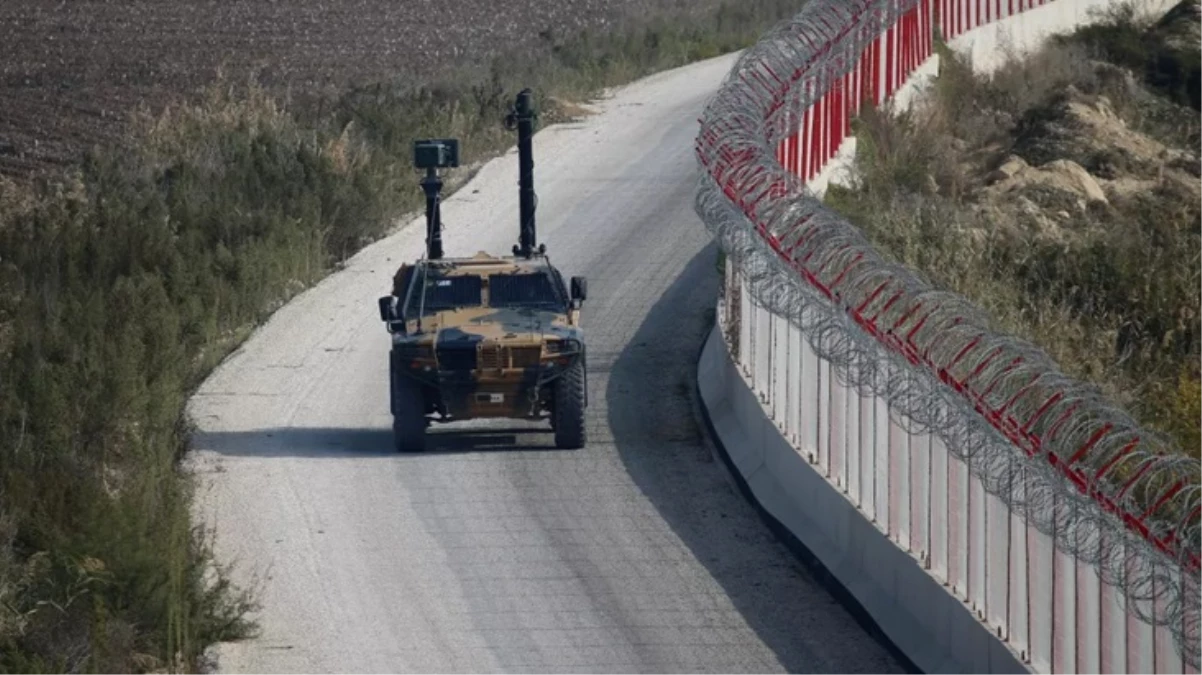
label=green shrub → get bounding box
[1059,0,1201,110]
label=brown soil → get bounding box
[0,0,717,177]
[976,84,1200,246]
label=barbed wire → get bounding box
[693,0,1200,666]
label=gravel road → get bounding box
[187,53,904,674]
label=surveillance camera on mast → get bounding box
[504,88,545,259]
[411,138,460,260]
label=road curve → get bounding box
[188,53,904,674]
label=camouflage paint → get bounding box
[386,251,585,420]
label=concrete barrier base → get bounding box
[697,321,1030,674]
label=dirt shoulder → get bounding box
[826,1,1201,454]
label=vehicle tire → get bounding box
[553,360,587,449]
[391,373,427,453]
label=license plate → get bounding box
[477,393,505,404]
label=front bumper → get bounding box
[391,345,583,420]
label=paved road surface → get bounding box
[188,53,905,674]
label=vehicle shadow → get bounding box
[194,424,576,458]
[605,242,914,674]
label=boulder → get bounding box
[1041,159,1109,204]
[986,154,1028,184]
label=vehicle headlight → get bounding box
[545,339,580,355]
[395,343,434,361]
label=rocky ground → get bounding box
[971,77,1199,251]
[0,0,720,177]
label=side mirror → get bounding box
[570,276,588,304]
[378,296,396,323]
[379,296,407,333]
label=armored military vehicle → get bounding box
[377,89,588,452]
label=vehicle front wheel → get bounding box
[391,373,427,453]
[552,360,587,450]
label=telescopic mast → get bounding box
[507,88,542,258]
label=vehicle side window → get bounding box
[550,268,570,300]
[393,266,415,299]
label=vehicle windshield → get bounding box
[403,269,564,317]
[405,272,482,317]
[488,273,564,310]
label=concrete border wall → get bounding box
[697,1,1197,672]
[699,307,1029,674]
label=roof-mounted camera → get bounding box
[413,138,460,261]
[413,138,460,170]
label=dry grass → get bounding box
[827,6,1201,456]
[0,1,805,670]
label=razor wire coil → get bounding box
[693,0,1201,665]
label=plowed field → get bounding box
[0,0,715,177]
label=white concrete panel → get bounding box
[1029,523,1055,673]
[1054,540,1078,674]
[929,434,950,584]
[1153,576,1184,675]
[1127,601,1155,674]
[754,303,771,399]
[772,314,789,424]
[818,356,832,474]
[728,346,769,478]
[765,311,776,417]
[800,331,820,461]
[1099,569,1127,674]
[949,452,970,598]
[1076,558,1101,673]
[846,370,862,501]
[830,372,848,489]
[874,395,891,529]
[890,414,911,548]
[986,490,1010,638]
[738,278,752,370]
[969,468,988,616]
[910,432,931,561]
[1008,474,1030,662]
[786,322,802,444]
[859,387,876,515]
